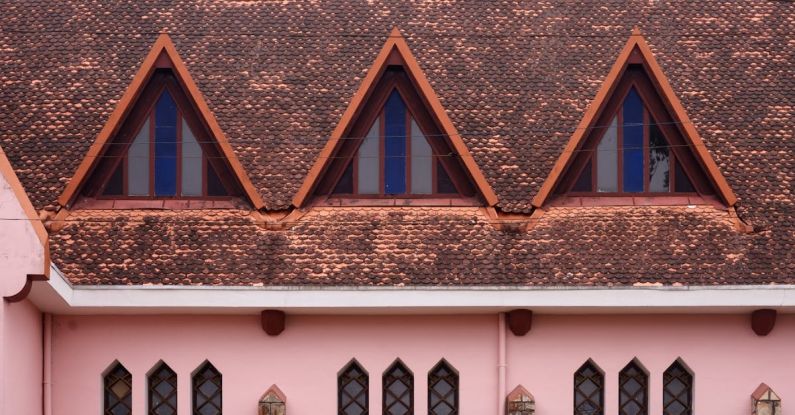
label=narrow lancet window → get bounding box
[619,360,648,415]
[383,359,414,415]
[104,362,133,415]
[339,360,369,415]
[663,360,693,415]
[193,362,222,415]
[149,362,178,415]
[574,360,604,415]
[428,360,458,415]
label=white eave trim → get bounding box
[28,264,795,314]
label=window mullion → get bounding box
[176,111,182,197]
[379,112,385,194]
[617,111,624,193]
[643,108,650,192]
[149,112,156,197]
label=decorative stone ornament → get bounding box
[259,384,287,415]
[506,385,535,415]
[752,383,781,415]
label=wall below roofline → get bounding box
[50,313,794,415]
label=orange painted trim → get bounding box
[0,144,50,277]
[3,274,48,303]
[292,27,498,208]
[57,33,264,209]
[532,29,737,208]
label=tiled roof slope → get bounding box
[1,1,793,285]
[51,206,792,286]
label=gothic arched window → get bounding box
[148,361,177,415]
[193,361,222,415]
[104,361,132,415]
[339,359,369,415]
[428,360,459,415]
[383,359,414,415]
[663,360,694,415]
[574,360,604,415]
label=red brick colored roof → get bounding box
[1,1,793,286]
[50,205,791,286]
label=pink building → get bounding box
[1,2,793,415]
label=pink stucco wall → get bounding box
[51,312,794,415]
[510,314,795,415]
[1,155,45,415]
[52,314,498,415]
[2,299,42,415]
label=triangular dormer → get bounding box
[58,34,264,208]
[292,28,498,207]
[533,29,736,208]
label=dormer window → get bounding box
[76,66,246,203]
[536,35,736,208]
[62,34,263,209]
[551,62,721,200]
[295,29,499,207]
[332,89,457,196]
[101,88,228,198]
[570,87,695,194]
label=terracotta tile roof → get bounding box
[1,1,793,286]
[50,206,793,286]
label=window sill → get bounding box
[72,197,247,210]
[312,196,481,207]
[547,194,724,208]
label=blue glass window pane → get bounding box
[622,88,644,192]
[383,90,406,194]
[154,91,178,196]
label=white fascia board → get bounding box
[29,264,795,315]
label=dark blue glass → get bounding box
[154,91,178,196]
[383,90,406,194]
[622,88,644,192]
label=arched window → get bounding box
[619,359,648,415]
[193,361,222,415]
[338,359,369,415]
[663,360,693,415]
[428,360,459,415]
[104,361,132,415]
[574,360,604,415]
[383,359,414,415]
[148,361,177,415]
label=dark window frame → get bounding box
[619,359,649,415]
[192,361,222,415]
[428,359,459,415]
[383,359,414,415]
[574,360,604,415]
[104,362,133,415]
[338,359,369,415]
[663,360,694,415]
[148,361,178,415]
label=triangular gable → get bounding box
[532,28,736,208]
[57,33,264,208]
[292,28,498,207]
